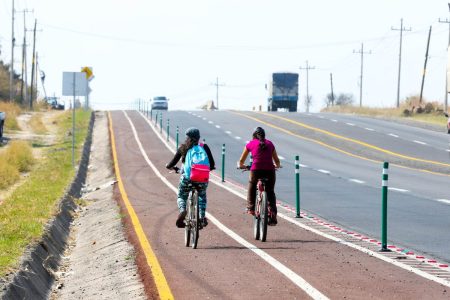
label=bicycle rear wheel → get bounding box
[260,191,268,242]
[253,194,260,240]
[184,193,193,247]
[191,191,200,249]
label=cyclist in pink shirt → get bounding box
[238,127,281,225]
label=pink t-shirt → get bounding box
[246,138,275,171]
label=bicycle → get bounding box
[170,166,202,249]
[239,166,273,242]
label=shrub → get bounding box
[5,141,35,172]
[0,155,20,189]
[424,102,434,114]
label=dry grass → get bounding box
[29,113,48,134]
[322,98,449,127]
[0,101,21,131]
[0,158,20,189]
[4,140,35,172]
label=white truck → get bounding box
[0,111,5,139]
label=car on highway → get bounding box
[151,96,168,110]
[0,111,5,139]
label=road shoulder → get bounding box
[50,111,146,299]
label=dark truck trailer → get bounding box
[0,111,5,139]
[267,72,299,112]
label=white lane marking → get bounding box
[446,149,450,153]
[278,214,450,289]
[299,164,308,168]
[235,136,241,140]
[225,130,232,134]
[129,111,329,299]
[197,115,202,118]
[278,155,285,160]
[208,121,213,124]
[413,140,426,145]
[436,199,450,205]
[138,111,450,290]
[188,112,192,114]
[389,133,399,138]
[349,179,365,184]
[318,116,324,119]
[307,113,312,116]
[346,123,355,126]
[203,117,207,121]
[331,119,338,122]
[389,187,409,193]
[317,169,330,174]
[365,128,374,131]
[215,125,221,129]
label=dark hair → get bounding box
[179,137,196,162]
[252,127,266,150]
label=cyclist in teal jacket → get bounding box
[166,127,215,228]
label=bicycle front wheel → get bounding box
[185,194,193,247]
[191,191,200,249]
[260,191,268,242]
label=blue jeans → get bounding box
[177,176,208,218]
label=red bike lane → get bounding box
[110,110,449,299]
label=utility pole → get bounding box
[438,4,450,112]
[419,26,432,105]
[330,73,334,106]
[30,19,37,109]
[353,43,371,107]
[10,0,15,102]
[392,18,412,108]
[211,77,224,110]
[299,60,315,113]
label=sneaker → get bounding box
[200,217,208,228]
[246,209,255,216]
[268,215,278,226]
[176,210,187,228]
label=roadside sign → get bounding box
[62,72,87,96]
[81,66,94,80]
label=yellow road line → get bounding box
[231,111,450,177]
[108,112,174,300]
[259,111,450,168]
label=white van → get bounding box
[151,96,168,110]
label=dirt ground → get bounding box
[49,111,146,299]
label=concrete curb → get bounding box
[1,112,95,300]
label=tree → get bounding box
[324,93,335,107]
[335,93,354,106]
[304,95,312,113]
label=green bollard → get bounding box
[295,155,301,218]
[160,113,163,134]
[155,111,158,126]
[176,126,179,149]
[380,162,390,252]
[221,144,225,182]
[166,119,170,142]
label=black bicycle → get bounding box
[170,166,201,249]
[184,182,200,249]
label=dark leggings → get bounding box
[247,169,277,214]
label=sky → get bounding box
[1,0,450,112]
